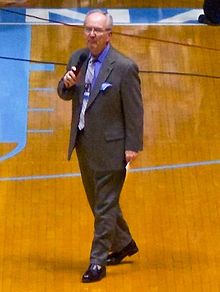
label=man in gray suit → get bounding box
[57,9,143,283]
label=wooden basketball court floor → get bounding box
[0,1,220,291]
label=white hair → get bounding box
[84,9,113,30]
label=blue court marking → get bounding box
[28,108,54,112]
[0,8,26,23]
[0,8,204,25]
[0,159,220,181]
[0,25,55,162]
[129,159,220,173]
[0,172,80,181]
[29,87,55,92]
[0,25,31,162]
[28,61,55,137]
[27,129,54,133]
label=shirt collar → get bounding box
[90,44,110,63]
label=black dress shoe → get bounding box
[82,264,106,283]
[107,240,138,265]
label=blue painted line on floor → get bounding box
[29,87,55,92]
[129,159,220,173]
[27,129,54,133]
[28,108,54,112]
[0,172,81,181]
[0,159,219,181]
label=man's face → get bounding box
[84,12,112,57]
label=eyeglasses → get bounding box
[84,27,111,35]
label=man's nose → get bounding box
[90,28,96,36]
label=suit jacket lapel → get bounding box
[86,50,115,110]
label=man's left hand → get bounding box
[125,150,138,164]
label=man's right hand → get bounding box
[63,66,77,88]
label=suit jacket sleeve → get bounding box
[57,55,77,101]
[120,61,144,152]
[57,48,89,101]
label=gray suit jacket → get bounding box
[57,45,144,171]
